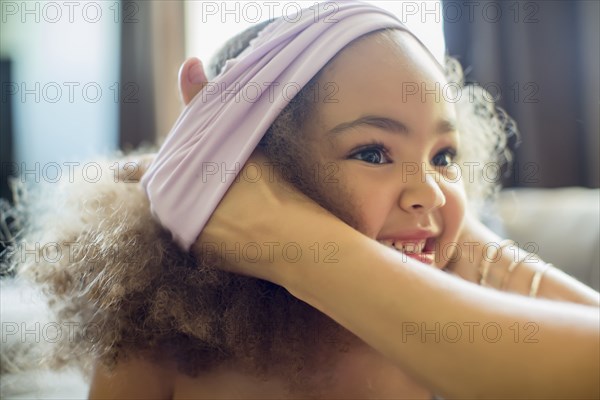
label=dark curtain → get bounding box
[119,0,185,150]
[443,0,599,188]
[0,59,14,202]
[119,1,156,150]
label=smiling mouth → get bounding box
[377,238,436,265]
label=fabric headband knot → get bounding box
[142,0,436,250]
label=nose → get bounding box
[399,170,446,213]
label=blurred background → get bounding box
[1,0,598,202]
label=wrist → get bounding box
[479,240,516,290]
[276,210,361,292]
[480,241,542,296]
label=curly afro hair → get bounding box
[5,18,514,398]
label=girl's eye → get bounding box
[432,148,457,167]
[350,145,391,164]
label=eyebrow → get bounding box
[326,115,457,137]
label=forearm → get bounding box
[450,214,600,307]
[484,245,600,306]
[192,153,599,398]
[274,217,600,399]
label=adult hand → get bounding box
[115,154,155,182]
[194,150,338,283]
[114,57,209,183]
[444,213,501,284]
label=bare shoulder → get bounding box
[88,354,176,399]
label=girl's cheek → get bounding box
[441,179,467,237]
[340,169,394,237]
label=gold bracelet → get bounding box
[529,263,553,298]
[498,239,526,290]
[479,245,494,286]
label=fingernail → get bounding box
[189,60,207,84]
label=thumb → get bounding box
[178,57,209,106]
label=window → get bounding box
[185,1,445,67]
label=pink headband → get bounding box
[142,1,428,250]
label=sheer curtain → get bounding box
[185,1,445,64]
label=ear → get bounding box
[178,57,209,105]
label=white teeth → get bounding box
[379,240,426,253]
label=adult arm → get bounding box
[194,152,600,399]
[273,214,599,399]
[446,213,600,307]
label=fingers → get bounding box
[178,57,209,106]
[117,154,156,183]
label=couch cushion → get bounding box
[497,187,600,290]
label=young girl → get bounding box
[11,1,598,399]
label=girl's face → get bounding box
[306,30,466,269]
